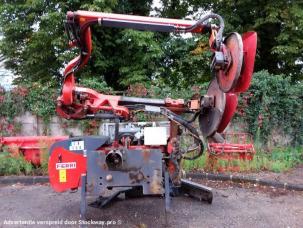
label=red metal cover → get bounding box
[48,147,86,192]
[0,136,68,166]
[232,32,257,93]
[60,73,75,106]
[217,93,238,133]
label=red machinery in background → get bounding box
[47,10,257,218]
[0,136,68,166]
[207,133,256,172]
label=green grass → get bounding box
[34,147,49,176]
[182,153,207,171]
[0,152,33,175]
[182,146,303,173]
[0,144,302,175]
[0,144,49,176]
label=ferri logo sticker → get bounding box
[69,140,85,151]
[56,162,77,170]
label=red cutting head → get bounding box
[217,93,238,133]
[232,32,257,93]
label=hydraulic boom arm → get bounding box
[57,10,257,144]
[48,11,257,213]
[57,11,227,120]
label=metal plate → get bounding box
[216,32,243,92]
[199,79,226,137]
[180,179,213,204]
[217,93,238,133]
[87,149,163,196]
[232,32,257,93]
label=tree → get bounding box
[0,0,215,90]
[159,36,212,88]
[0,0,161,89]
[3,0,301,91]
[0,0,78,85]
[188,0,303,81]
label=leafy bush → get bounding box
[33,147,49,176]
[24,83,56,123]
[0,152,33,176]
[236,70,303,146]
[79,77,112,93]
[0,86,27,120]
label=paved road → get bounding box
[0,182,302,228]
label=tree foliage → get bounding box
[0,0,156,88]
[1,1,303,87]
[189,0,303,81]
[236,71,303,146]
[0,0,213,89]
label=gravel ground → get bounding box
[0,182,302,228]
[245,164,303,185]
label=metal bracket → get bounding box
[164,171,171,212]
[89,187,132,208]
[179,179,213,204]
[201,95,215,108]
[80,174,87,219]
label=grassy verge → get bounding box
[182,146,303,173]
[0,152,33,175]
[0,150,49,176]
[0,145,302,175]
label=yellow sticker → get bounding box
[59,169,67,183]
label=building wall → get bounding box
[15,112,84,136]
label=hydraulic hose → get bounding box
[160,108,204,160]
[178,13,225,49]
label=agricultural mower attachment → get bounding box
[48,10,257,218]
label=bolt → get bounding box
[106,174,113,182]
[137,173,144,181]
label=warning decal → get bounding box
[69,140,84,151]
[59,169,66,182]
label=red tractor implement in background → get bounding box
[0,136,68,166]
[207,133,256,172]
[47,10,257,218]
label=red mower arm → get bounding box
[57,10,257,136]
[57,11,226,119]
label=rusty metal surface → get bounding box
[87,148,163,196]
[216,32,243,92]
[180,179,213,204]
[199,79,226,137]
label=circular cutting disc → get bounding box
[199,79,226,137]
[216,32,243,93]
